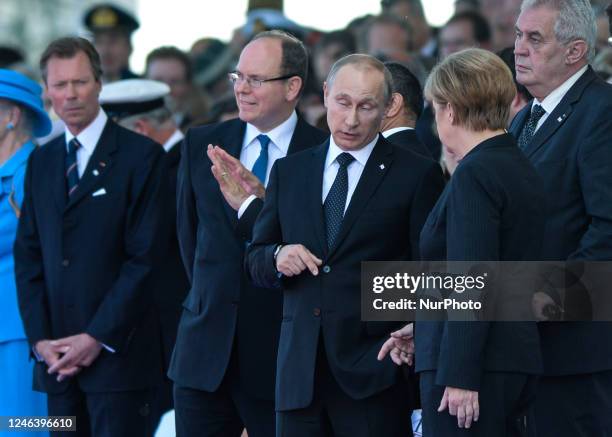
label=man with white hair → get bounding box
[510,0,612,435]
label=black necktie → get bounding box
[324,152,355,249]
[518,104,546,150]
[66,138,81,196]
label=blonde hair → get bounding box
[424,48,516,131]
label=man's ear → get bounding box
[132,119,149,136]
[384,93,403,119]
[286,76,303,102]
[565,39,588,65]
[323,81,329,108]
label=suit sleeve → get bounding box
[409,160,446,260]
[245,162,283,289]
[86,144,166,350]
[236,197,264,241]
[571,109,612,260]
[176,131,197,283]
[435,163,501,391]
[14,152,52,348]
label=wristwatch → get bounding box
[273,244,284,263]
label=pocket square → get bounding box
[92,188,107,197]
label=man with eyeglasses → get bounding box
[169,30,326,437]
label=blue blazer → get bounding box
[509,67,612,375]
[15,120,166,394]
[169,117,326,401]
[246,136,445,410]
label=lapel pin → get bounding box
[99,161,106,167]
[557,116,563,122]
[379,164,385,170]
[93,169,99,176]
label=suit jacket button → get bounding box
[62,259,70,267]
[322,265,331,273]
[313,307,321,317]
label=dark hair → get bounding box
[380,0,424,17]
[497,46,533,102]
[445,11,491,44]
[145,46,193,82]
[315,30,356,55]
[607,2,612,35]
[40,37,102,83]
[252,30,309,95]
[384,61,423,119]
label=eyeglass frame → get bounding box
[228,70,299,88]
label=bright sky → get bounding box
[131,0,454,72]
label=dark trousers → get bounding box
[277,343,413,437]
[173,346,275,437]
[46,382,154,437]
[420,371,537,437]
[532,370,612,437]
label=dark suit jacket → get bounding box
[509,67,612,376]
[246,136,445,411]
[386,128,432,159]
[15,119,166,394]
[169,117,326,400]
[414,133,545,390]
[154,141,190,370]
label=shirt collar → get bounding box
[325,133,379,170]
[243,110,298,154]
[0,141,35,178]
[534,65,588,114]
[64,108,108,154]
[382,126,413,138]
[163,129,184,152]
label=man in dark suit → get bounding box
[510,1,612,435]
[246,54,445,437]
[99,78,190,431]
[380,62,432,159]
[170,30,326,437]
[14,37,165,437]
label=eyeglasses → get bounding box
[228,71,297,88]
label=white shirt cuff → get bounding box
[237,195,258,219]
[101,343,116,353]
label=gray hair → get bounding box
[521,0,597,61]
[119,106,173,131]
[326,54,393,106]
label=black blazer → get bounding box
[169,117,326,400]
[414,133,545,390]
[386,128,432,159]
[246,136,445,410]
[509,67,612,376]
[153,141,190,370]
[15,119,166,394]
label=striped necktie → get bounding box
[66,138,81,196]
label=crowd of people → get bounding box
[1,0,612,436]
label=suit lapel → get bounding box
[522,68,597,159]
[65,121,118,212]
[327,137,394,259]
[219,120,247,228]
[287,117,319,155]
[308,142,329,257]
[50,140,67,214]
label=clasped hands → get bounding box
[207,144,265,211]
[35,333,102,382]
[377,323,479,429]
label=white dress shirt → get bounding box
[532,65,588,132]
[382,126,414,138]
[237,111,298,218]
[162,129,184,152]
[322,134,378,214]
[64,108,108,177]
